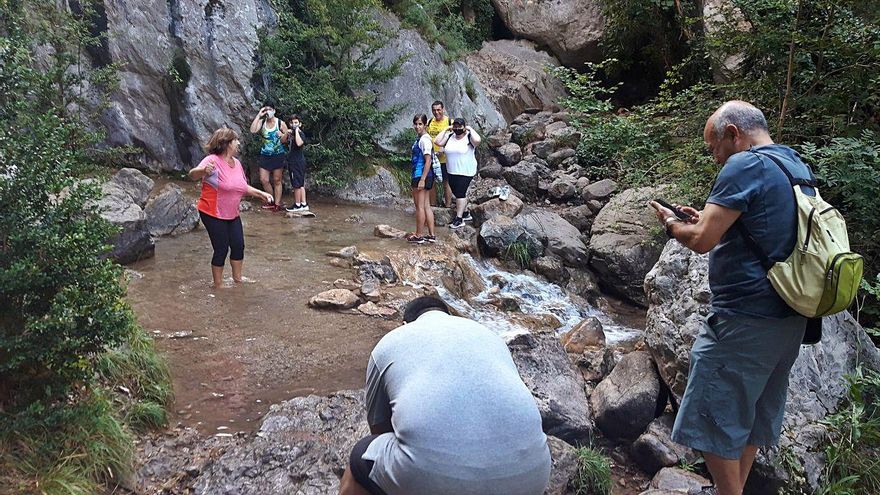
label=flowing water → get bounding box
[127,181,644,435]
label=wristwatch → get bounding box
[664,216,679,238]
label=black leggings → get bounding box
[200,211,244,267]
[447,173,473,199]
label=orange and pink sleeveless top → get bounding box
[196,155,248,220]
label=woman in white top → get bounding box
[434,117,481,229]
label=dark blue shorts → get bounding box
[259,154,285,171]
[671,313,806,459]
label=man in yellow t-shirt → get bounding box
[427,100,454,207]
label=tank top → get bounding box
[260,120,285,156]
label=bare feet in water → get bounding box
[234,276,257,284]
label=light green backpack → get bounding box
[737,151,863,318]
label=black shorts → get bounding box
[287,160,305,188]
[259,154,286,171]
[349,435,388,495]
[446,173,473,198]
[411,171,435,190]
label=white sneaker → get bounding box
[499,185,510,201]
[299,204,310,212]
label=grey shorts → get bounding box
[671,312,806,459]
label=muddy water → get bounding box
[127,194,414,434]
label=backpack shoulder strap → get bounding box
[735,219,773,271]
[751,149,818,188]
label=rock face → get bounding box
[100,0,275,171]
[465,40,567,122]
[508,329,593,444]
[644,240,880,489]
[590,351,661,440]
[491,0,604,67]
[144,183,199,236]
[589,186,668,307]
[517,209,589,268]
[334,166,404,205]
[369,12,506,150]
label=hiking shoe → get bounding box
[462,211,473,222]
[424,234,437,243]
[449,217,464,229]
[688,486,718,495]
[407,234,425,244]
[285,204,301,212]
[299,204,309,212]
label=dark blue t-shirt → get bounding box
[706,144,814,319]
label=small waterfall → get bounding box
[434,254,642,343]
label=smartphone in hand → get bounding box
[655,198,692,221]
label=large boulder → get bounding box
[589,186,668,306]
[644,240,880,490]
[100,0,275,171]
[465,40,567,122]
[496,142,523,167]
[517,209,589,268]
[110,168,154,208]
[631,414,696,475]
[144,183,199,236]
[470,195,525,227]
[369,12,506,150]
[333,166,404,205]
[308,289,360,310]
[478,216,543,259]
[491,0,604,67]
[508,329,593,444]
[502,161,539,196]
[590,351,661,440]
[98,181,154,264]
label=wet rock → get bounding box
[446,224,480,255]
[326,245,359,259]
[470,195,524,227]
[464,40,566,122]
[333,278,360,290]
[545,436,579,495]
[503,161,539,196]
[477,216,543,259]
[589,186,668,306]
[145,183,199,237]
[517,209,589,267]
[547,176,578,201]
[631,414,697,475]
[308,289,360,310]
[446,254,489,300]
[508,329,593,444]
[561,317,605,354]
[357,301,397,319]
[357,258,398,284]
[344,214,364,223]
[530,255,570,285]
[329,258,351,268]
[496,142,523,167]
[334,166,403,205]
[110,168,154,207]
[643,240,880,490]
[98,181,155,265]
[566,268,601,302]
[360,277,381,302]
[374,224,407,239]
[581,178,617,202]
[591,351,660,440]
[649,467,711,493]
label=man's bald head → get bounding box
[704,100,773,164]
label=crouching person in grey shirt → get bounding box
[339,296,552,495]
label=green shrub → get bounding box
[384,0,494,59]
[572,446,613,495]
[503,241,534,269]
[816,367,880,494]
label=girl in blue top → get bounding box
[408,114,436,244]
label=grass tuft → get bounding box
[573,445,613,495]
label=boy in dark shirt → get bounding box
[283,114,309,212]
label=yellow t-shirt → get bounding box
[426,116,452,163]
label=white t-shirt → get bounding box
[418,133,433,156]
[443,134,477,177]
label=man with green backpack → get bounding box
[649,100,862,495]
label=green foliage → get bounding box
[816,367,880,494]
[257,0,401,188]
[0,1,170,492]
[384,0,495,59]
[572,446,613,495]
[503,241,534,269]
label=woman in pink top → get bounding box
[189,128,273,288]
